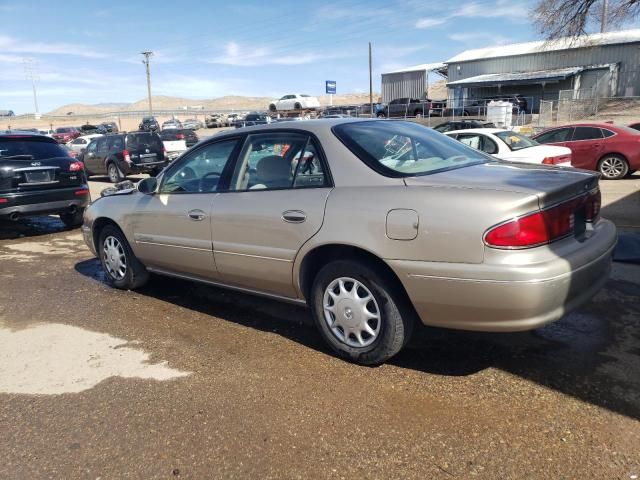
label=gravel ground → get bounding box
[0,176,638,479]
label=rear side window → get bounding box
[108,136,124,150]
[126,133,163,151]
[601,129,615,137]
[0,138,69,160]
[572,127,603,141]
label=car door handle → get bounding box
[282,210,306,223]
[188,209,206,221]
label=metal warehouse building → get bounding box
[446,29,640,112]
[380,63,447,103]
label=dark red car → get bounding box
[51,127,81,144]
[532,123,640,179]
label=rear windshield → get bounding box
[333,121,489,177]
[126,133,163,150]
[493,131,538,151]
[0,138,70,160]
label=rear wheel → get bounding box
[107,162,124,183]
[269,104,277,112]
[310,260,414,365]
[598,154,629,180]
[59,208,84,228]
[98,225,149,290]
[294,102,302,110]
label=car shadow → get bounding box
[0,216,76,240]
[75,255,640,421]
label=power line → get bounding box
[141,51,154,114]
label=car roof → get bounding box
[444,128,509,135]
[0,131,57,142]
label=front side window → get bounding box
[333,121,488,177]
[160,139,239,193]
[535,127,573,144]
[229,132,328,191]
[493,131,538,151]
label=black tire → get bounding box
[310,259,414,365]
[294,102,302,110]
[376,112,386,118]
[598,154,629,180]
[98,225,149,290]
[269,104,277,112]
[59,208,84,228]
[107,162,124,183]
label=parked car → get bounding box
[269,94,320,112]
[52,127,81,144]
[378,98,434,118]
[182,118,203,130]
[67,134,103,153]
[160,129,199,159]
[532,123,640,179]
[445,128,572,166]
[79,124,107,135]
[162,119,183,130]
[225,113,241,127]
[101,122,119,133]
[205,114,226,128]
[82,119,615,365]
[0,131,89,226]
[235,112,271,128]
[79,131,167,183]
[433,120,494,133]
[139,116,159,132]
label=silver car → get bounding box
[82,119,616,364]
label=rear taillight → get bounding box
[542,155,571,165]
[585,189,601,222]
[69,161,84,172]
[123,149,131,163]
[74,188,90,196]
[0,198,8,204]
[176,133,185,139]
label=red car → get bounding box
[51,127,81,144]
[532,123,640,180]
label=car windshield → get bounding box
[493,131,538,151]
[0,139,69,159]
[333,121,489,176]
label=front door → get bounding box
[129,138,241,280]
[211,131,331,298]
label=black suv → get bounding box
[138,116,159,132]
[80,132,167,183]
[0,131,89,226]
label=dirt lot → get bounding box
[0,176,639,479]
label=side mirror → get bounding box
[137,177,158,195]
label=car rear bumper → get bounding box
[387,219,617,332]
[122,160,168,174]
[0,186,90,219]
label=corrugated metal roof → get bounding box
[447,29,640,63]
[447,67,584,86]
[385,62,447,74]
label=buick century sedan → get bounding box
[82,119,616,364]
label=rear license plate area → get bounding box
[24,170,53,183]
[140,154,157,163]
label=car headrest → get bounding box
[256,155,290,181]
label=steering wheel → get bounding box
[199,171,221,192]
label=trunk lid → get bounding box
[404,161,598,209]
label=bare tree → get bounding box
[533,0,640,39]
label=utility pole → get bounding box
[141,51,154,115]
[368,42,373,116]
[601,0,609,33]
[23,58,40,119]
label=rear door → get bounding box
[564,126,604,170]
[210,131,331,298]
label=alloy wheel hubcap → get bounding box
[323,277,381,348]
[102,235,127,280]
[601,158,625,178]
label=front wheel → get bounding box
[598,154,629,180]
[98,225,149,290]
[269,104,277,112]
[107,162,124,183]
[294,102,302,110]
[311,260,414,365]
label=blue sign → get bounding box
[326,80,336,94]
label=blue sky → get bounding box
[0,0,597,113]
